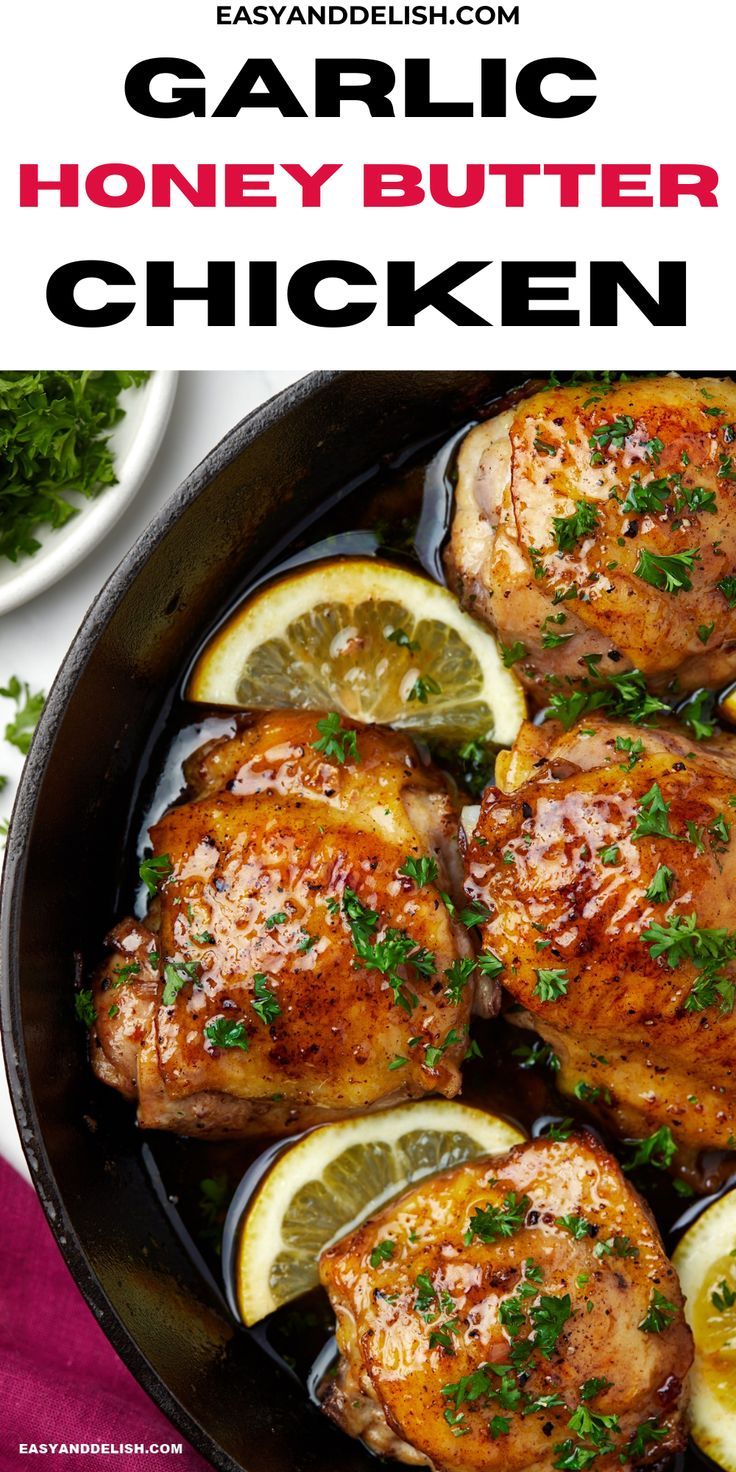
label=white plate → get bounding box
[0,371,178,615]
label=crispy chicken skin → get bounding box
[465,714,736,1154]
[319,1133,692,1471]
[90,711,478,1137]
[446,375,736,695]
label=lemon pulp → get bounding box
[691,1251,736,1413]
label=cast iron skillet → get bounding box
[0,369,534,1472]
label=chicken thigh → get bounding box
[464,714,736,1156]
[320,1132,692,1471]
[90,711,479,1136]
[446,374,736,696]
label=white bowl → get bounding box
[0,371,178,615]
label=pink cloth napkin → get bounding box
[0,1155,213,1472]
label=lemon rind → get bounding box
[188,558,526,748]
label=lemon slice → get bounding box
[230,1100,524,1325]
[673,1189,736,1471]
[187,558,525,747]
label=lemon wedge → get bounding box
[229,1100,524,1325]
[187,558,525,747]
[673,1188,736,1471]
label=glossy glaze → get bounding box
[447,375,736,693]
[466,715,736,1156]
[92,710,476,1135]
[320,1133,693,1471]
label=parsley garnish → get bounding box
[589,415,635,463]
[0,677,45,754]
[634,546,699,594]
[0,372,149,563]
[548,668,668,730]
[342,886,434,1012]
[369,1239,395,1268]
[74,989,96,1027]
[407,673,442,703]
[162,959,199,1006]
[615,735,644,771]
[535,967,569,1002]
[204,1016,249,1051]
[444,957,476,1004]
[312,712,359,764]
[477,951,503,979]
[599,844,620,866]
[251,973,281,1026]
[265,911,287,929]
[399,855,438,886]
[645,865,675,903]
[680,688,716,740]
[386,627,419,652]
[552,500,599,553]
[624,1126,677,1172]
[639,1288,677,1333]
[459,900,491,929]
[711,1279,736,1312]
[556,1214,592,1240]
[631,783,675,840]
[464,1192,530,1245]
[501,640,528,667]
[139,852,173,896]
[717,574,736,608]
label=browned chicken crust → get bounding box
[319,1133,692,1471]
[466,714,736,1155]
[90,710,478,1136]
[446,374,736,695]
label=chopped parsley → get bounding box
[552,500,599,553]
[535,967,569,1002]
[464,1192,530,1246]
[444,957,476,1004]
[265,911,287,929]
[638,1288,677,1334]
[501,640,528,667]
[556,1214,592,1240]
[711,1279,736,1312]
[312,711,359,764]
[251,973,281,1026]
[717,575,736,608]
[74,989,96,1027]
[0,677,45,754]
[477,951,504,979]
[162,959,199,1006]
[631,783,676,841]
[139,851,173,896]
[598,844,620,866]
[204,1016,249,1051]
[645,865,675,903]
[399,855,438,887]
[369,1239,395,1268]
[634,546,699,595]
[615,735,645,771]
[548,668,668,730]
[342,886,434,1013]
[588,415,635,463]
[386,626,419,652]
[407,673,442,704]
[624,1126,677,1172]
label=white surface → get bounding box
[0,371,178,614]
[0,369,300,1179]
